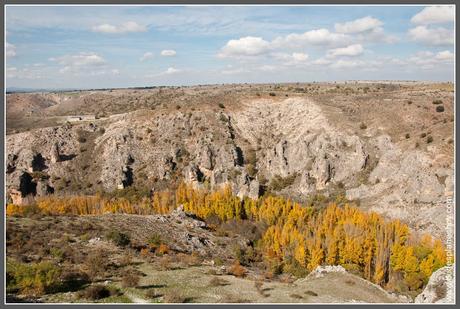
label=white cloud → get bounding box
[51,52,108,75]
[272,28,349,48]
[160,50,176,57]
[273,52,309,65]
[408,26,454,45]
[411,6,455,25]
[335,16,383,34]
[407,50,454,70]
[140,52,154,62]
[52,52,106,67]
[312,57,332,65]
[259,65,278,72]
[164,67,181,74]
[6,42,16,58]
[327,44,364,58]
[435,50,454,61]
[218,36,271,58]
[6,66,43,79]
[92,21,147,34]
[329,59,366,69]
[111,69,120,75]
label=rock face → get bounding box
[5,92,454,239]
[415,265,455,303]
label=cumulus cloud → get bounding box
[335,16,383,34]
[6,42,16,58]
[160,50,176,57]
[411,6,455,25]
[408,26,454,45]
[435,50,454,61]
[51,52,106,67]
[272,28,349,48]
[140,52,154,62]
[50,52,108,75]
[218,36,271,58]
[273,52,309,66]
[92,21,147,34]
[407,50,454,70]
[327,44,363,58]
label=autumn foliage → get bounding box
[6,182,448,292]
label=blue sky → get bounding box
[5,5,455,89]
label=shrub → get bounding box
[218,103,225,109]
[228,262,246,277]
[432,100,443,105]
[360,123,367,130]
[405,133,410,139]
[7,260,62,296]
[121,271,140,288]
[81,285,110,300]
[268,174,297,192]
[283,257,308,278]
[436,105,445,112]
[148,233,162,248]
[426,136,434,144]
[269,92,276,96]
[85,250,107,281]
[106,230,130,247]
[157,244,169,255]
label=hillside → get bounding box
[6,82,454,240]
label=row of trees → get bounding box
[175,183,447,292]
[7,183,448,292]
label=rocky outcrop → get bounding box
[415,265,454,303]
[5,97,453,239]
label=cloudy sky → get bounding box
[5,5,455,89]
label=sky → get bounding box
[5,5,455,89]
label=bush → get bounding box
[269,92,276,96]
[426,136,434,144]
[360,123,367,130]
[85,250,107,281]
[218,103,225,109]
[228,262,247,277]
[405,133,410,139]
[7,260,62,296]
[436,105,445,112]
[157,244,169,255]
[81,285,111,300]
[121,271,140,288]
[106,230,130,247]
[268,174,297,192]
[432,100,443,105]
[283,257,308,278]
[148,233,162,247]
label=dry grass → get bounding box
[209,277,230,287]
[163,289,186,303]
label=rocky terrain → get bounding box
[6,82,454,240]
[6,207,410,304]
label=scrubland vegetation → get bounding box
[7,183,447,298]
